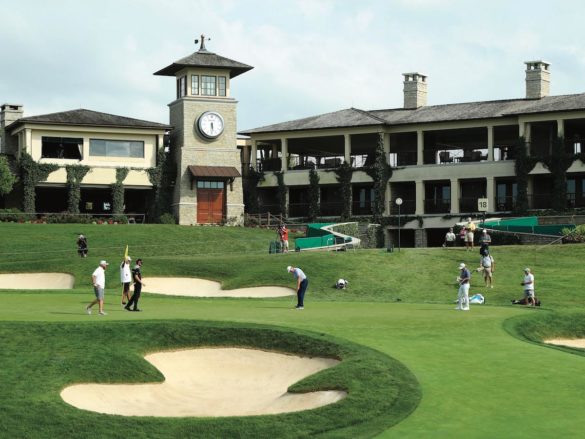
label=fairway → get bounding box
[1,224,585,438]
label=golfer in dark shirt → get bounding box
[125,259,145,312]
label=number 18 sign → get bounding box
[477,198,488,212]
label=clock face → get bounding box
[197,111,224,139]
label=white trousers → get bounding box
[457,283,470,309]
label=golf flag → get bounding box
[124,244,129,260]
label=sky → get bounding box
[1,0,585,132]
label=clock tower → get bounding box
[154,36,253,225]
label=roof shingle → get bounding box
[8,109,170,130]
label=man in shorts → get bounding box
[521,268,536,306]
[86,260,109,316]
[479,251,495,288]
[456,262,471,311]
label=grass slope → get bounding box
[2,224,585,438]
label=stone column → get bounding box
[250,140,257,170]
[281,138,288,172]
[416,130,424,166]
[415,180,424,215]
[486,177,494,213]
[527,176,534,209]
[487,125,494,161]
[414,228,427,248]
[25,128,32,155]
[344,133,351,164]
[557,119,565,138]
[450,178,460,214]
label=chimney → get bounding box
[524,61,550,99]
[0,104,24,155]
[403,73,427,109]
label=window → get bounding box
[191,75,199,95]
[41,137,83,159]
[201,75,217,96]
[89,139,144,158]
[218,76,226,96]
[177,75,187,98]
[196,180,225,189]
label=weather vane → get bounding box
[194,34,210,52]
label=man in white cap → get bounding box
[521,268,536,306]
[120,256,132,306]
[87,260,109,315]
[456,262,471,311]
[287,265,308,310]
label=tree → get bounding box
[308,168,320,222]
[0,155,16,196]
[541,136,576,212]
[365,133,393,225]
[18,152,59,213]
[513,137,538,214]
[66,165,90,214]
[333,162,353,221]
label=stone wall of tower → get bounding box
[170,97,244,225]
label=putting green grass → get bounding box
[2,224,585,438]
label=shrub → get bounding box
[0,208,32,222]
[45,213,94,224]
[563,224,585,243]
[159,213,176,224]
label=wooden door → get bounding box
[197,188,224,223]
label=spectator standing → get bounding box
[456,263,471,311]
[77,234,88,258]
[459,227,467,247]
[465,218,476,251]
[444,228,456,247]
[125,259,145,312]
[86,260,108,315]
[479,229,492,246]
[521,268,536,306]
[280,225,289,253]
[287,265,308,310]
[479,252,495,288]
[120,256,132,306]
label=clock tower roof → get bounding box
[154,47,253,78]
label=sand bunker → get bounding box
[61,348,345,417]
[0,273,74,289]
[142,277,294,298]
[545,338,585,349]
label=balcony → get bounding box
[352,200,374,216]
[390,198,416,215]
[495,196,517,211]
[389,151,417,167]
[288,154,344,171]
[424,198,450,214]
[423,148,488,165]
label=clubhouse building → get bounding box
[0,37,252,225]
[240,61,585,246]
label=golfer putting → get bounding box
[287,265,308,310]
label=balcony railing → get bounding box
[389,199,416,215]
[567,193,585,208]
[424,198,451,214]
[288,154,344,170]
[494,146,516,161]
[389,151,417,167]
[423,148,488,165]
[459,197,483,213]
[495,196,517,211]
